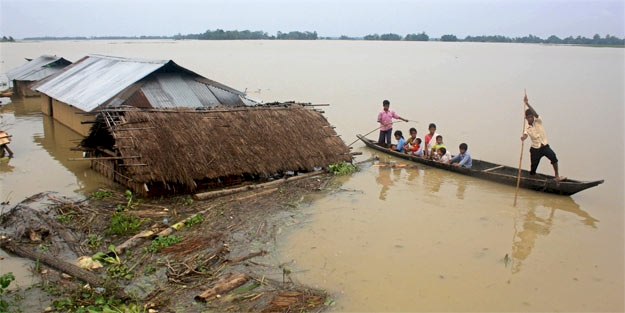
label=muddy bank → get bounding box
[0,175,337,312]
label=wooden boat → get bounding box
[357,134,603,196]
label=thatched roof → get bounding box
[82,105,350,191]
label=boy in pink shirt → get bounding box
[377,100,408,148]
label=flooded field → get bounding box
[1,40,623,311]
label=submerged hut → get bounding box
[80,105,351,196]
[32,54,256,136]
[5,55,72,97]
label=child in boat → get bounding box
[436,147,452,163]
[390,130,406,152]
[430,135,445,159]
[424,123,440,159]
[403,128,422,154]
[447,143,472,168]
[409,138,424,157]
[403,127,418,151]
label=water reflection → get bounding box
[0,158,15,173]
[510,196,599,273]
[422,168,443,193]
[456,178,467,200]
[0,98,116,203]
[1,96,41,116]
[375,165,393,200]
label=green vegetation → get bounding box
[107,190,142,236]
[88,234,103,250]
[176,195,193,206]
[91,190,114,199]
[57,212,74,223]
[184,213,204,228]
[361,32,624,45]
[107,211,142,236]
[1,272,15,312]
[171,29,317,40]
[145,235,181,253]
[440,34,459,42]
[328,161,358,175]
[405,32,429,41]
[53,291,143,313]
[364,33,403,41]
[277,31,318,40]
[92,245,134,279]
[0,36,15,42]
[176,29,270,40]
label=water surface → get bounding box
[1,40,623,311]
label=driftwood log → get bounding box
[0,238,126,299]
[195,272,250,302]
[193,171,324,201]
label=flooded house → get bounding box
[80,105,351,196]
[32,54,257,136]
[30,54,351,196]
[5,55,72,97]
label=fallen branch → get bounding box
[193,171,324,201]
[195,272,250,302]
[226,250,267,265]
[0,238,126,299]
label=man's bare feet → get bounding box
[554,176,566,182]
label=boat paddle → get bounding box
[513,90,527,207]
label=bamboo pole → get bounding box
[193,171,324,201]
[514,90,528,207]
[346,120,410,147]
[68,156,140,161]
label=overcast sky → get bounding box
[1,0,623,39]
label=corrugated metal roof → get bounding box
[33,55,169,112]
[208,85,240,104]
[32,54,260,112]
[5,55,71,82]
[151,74,204,108]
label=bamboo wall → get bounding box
[91,159,148,196]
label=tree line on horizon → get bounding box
[362,32,624,45]
[14,29,625,46]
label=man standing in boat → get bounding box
[520,95,565,182]
[377,100,408,149]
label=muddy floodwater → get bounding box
[1,40,623,311]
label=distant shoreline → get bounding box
[3,38,623,48]
[2,29,622,46]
